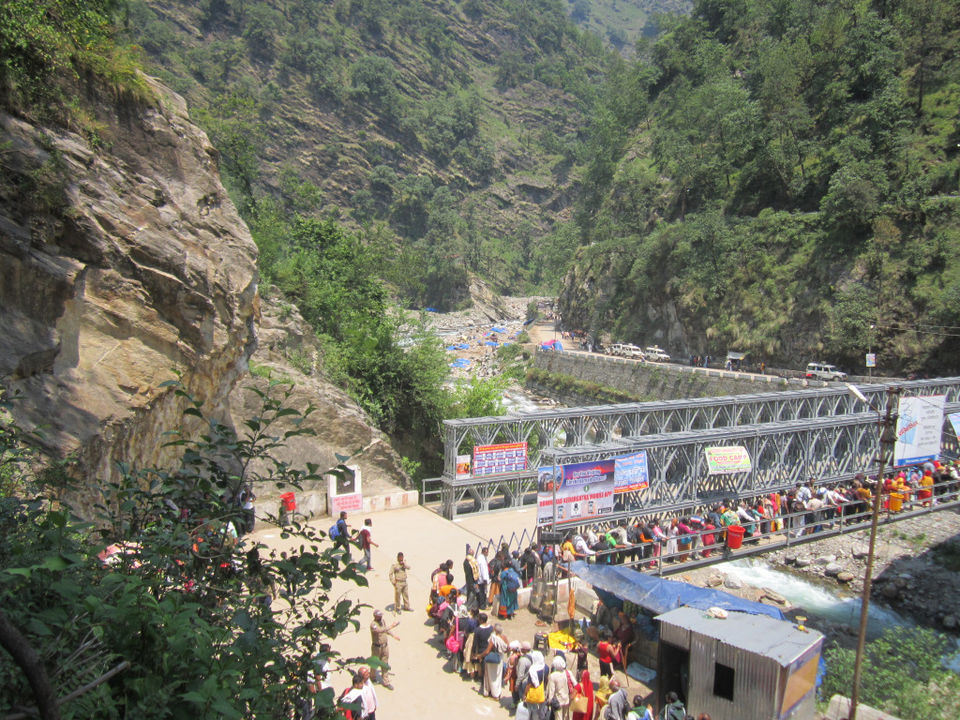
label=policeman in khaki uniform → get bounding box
[370,609,399,689]
[388,552,411,612]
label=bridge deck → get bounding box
[563,489,960,578]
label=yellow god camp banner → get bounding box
[705,446,752,475]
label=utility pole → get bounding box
[848,386,900,720]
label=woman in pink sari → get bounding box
[572,668,594,720]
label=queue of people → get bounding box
[420,543,706,720]
[310,460,959,719]
[564,459,960,567]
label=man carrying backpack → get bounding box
[660,691,686,720]
[330,511,352,559]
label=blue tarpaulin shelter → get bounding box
[449,358,471,368]
[569,561,784,620]
[485,340,499,347]
[491,326,507,333]
[540,339,563,351]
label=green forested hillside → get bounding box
[564,0,690,52]
[562,0,960,375]
[123,0,611,308]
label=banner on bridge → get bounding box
[704,445,752,474]
[537,460,615,526]
[948,412,960,446]
[472,441,528,476]
[614,451,650,492]
[895,395,945,467]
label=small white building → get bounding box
[656,606,823,720]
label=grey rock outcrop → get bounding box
[228,287,411,512]
[1,77,257,503]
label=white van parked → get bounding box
[645,346,671,362]
[805,362,847,381]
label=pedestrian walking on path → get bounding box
[359,518,378,571]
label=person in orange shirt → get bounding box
[920,470,934,507]
[438,572,456,598]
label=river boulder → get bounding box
[723,574,743,589]
[762,588,787,604]
[824,562,844,577]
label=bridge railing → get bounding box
[483,527,538,557]
[421,477,443,506]
[560,484,960,575]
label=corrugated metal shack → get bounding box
[656,606,823,720]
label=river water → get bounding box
[717,559,906,637]
[502,387,558,414]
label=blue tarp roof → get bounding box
[491,326,507,333]
[449,358,471,368]
[485,340,499,347]
[569,561,785,620]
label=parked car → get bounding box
[609,343,642,357]
[644,345,671,362]
[805,362,847,381]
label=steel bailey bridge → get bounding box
[427,377,960,522]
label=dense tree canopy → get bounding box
[564,0,960,374]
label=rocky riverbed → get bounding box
[410,292,552,380]
[656,508,960,652]
[763,508,960,632]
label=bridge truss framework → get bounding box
[434,378,960,521]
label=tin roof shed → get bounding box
[656,606,823,720]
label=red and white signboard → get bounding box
[328,465,362,514]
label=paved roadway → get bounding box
[253,505,584,720]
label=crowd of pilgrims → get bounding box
[564,460,960,565]
[424,546,689,720]
[320,461,958,719]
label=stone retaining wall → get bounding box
[532,352,801,401]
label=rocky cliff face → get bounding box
[239,288,411,510]
[559,250,688,349]
[0,77,258,491]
